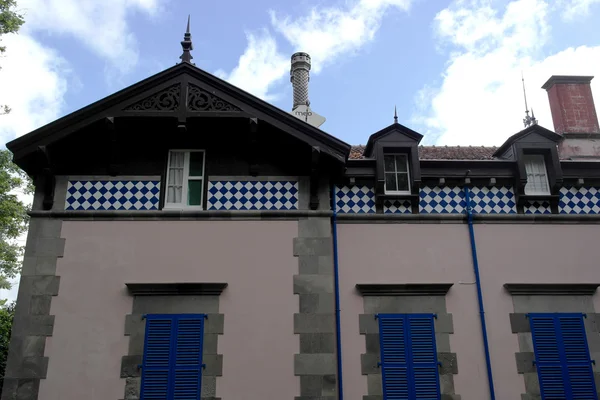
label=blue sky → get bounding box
[1,0,600,148]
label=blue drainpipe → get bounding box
[331,185,344,400]
[464,186,496,400]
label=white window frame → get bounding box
[523,154,551,195]
[164,149,206,210]
[383,153,411,195]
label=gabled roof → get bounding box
[492,124,562,157]
[363,122,424,157]
[7,62,351,163]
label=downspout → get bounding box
[464,186,496,400]
[331,185,344,400]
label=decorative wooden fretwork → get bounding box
[187,83,240,111]
[124,84,181,111]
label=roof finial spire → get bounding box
[180,15,193,64]
[394,105,398,124]
[522,72,537,128]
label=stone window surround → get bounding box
[356,283,460,400]
[506,283,600,400]
[120,282,227,400]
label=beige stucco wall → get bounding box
[337,223,600,400]
[40,220,299,400]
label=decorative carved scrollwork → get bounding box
[187,83,240,111]
[124,84,180,111]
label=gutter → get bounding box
[331,186,344,400]
[464,186,496,400]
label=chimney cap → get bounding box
[291,52,311,60]
[542,75,594,90]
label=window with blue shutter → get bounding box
[141,314,205,400]
[529,313,597,400]
[378,314,440,400]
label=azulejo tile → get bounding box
[65,180,160,210]
[207,181,298,210]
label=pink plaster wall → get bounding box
[338,223,600,400]
[40,221,299,400]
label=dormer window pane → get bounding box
[384,154,410,194]
[165,150,205,209]
[524,154,550,195]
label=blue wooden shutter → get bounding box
[141,315,205,400]
[407,315,440,400]
[530,313,596,400]
[378,314,440,400]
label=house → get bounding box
[3,24,600,400]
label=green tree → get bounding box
[0,150,30,290]
[0,0,24,114]
[0,302,15,392]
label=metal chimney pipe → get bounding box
[290,52,311,110]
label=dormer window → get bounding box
[523,154,550,195]
[384,154,410,194]
[165,150,205,209]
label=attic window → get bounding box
[523,154,550,195]
[164,150,205,209]
[384,154,410,194]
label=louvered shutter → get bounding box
[530,313,597,400]
[173,317,204,400]
[378,314,440,400]
[141,315,205,400]
[407,315,440,400]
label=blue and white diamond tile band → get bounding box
[524,200,551,214]
[65,180,160,210]
[384,199,412,214]
[468,186,516,214]
[419,186,465,214]
[335,186,375,213]
[207,181,298,210]
[559,187,600,214]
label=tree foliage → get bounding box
[1,0,24,114]
[0,302,14,392]
[0,150,30,290]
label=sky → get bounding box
[0,0,598,300]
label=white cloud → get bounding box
[0,34,69,144]
[415,0,600,146]
[218,0,412,100]
[560,0,600,19]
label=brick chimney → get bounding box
[542,75,600,159]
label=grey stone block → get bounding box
[512,295,594,313]
[300,376,322,396]
[365,334,380,354]
[516,352,536,374]
[121,355,142,378]
[524,372,540,395]
[367,374,382,395]
[293,238,332,256]
[359,314,379,334]
[364,296,446,314]
[203,354,223,376]
[439,374,455,394]
[8,336,45,360]
[19,357,48,379]
[294,354,336,375]
[19,316,55,337]
[440,395,462,400]
[201,376,216,397]
[298,218,331,238]
[595,372,600,390]
[124,314,145,336]
[587,313,600,332]
[127,332,145,356]
[203,334,219,355]
[510,313,531,333]
[435,314,454,333]
[205,314,224,334]
[588,331,600,352]
[298,256,333,275]
[322,375,336,397]
[28,218,62,239]
[518,333,534,352]
[438,353,458,375]
[124,377,140,400]
[32,257,58,276]
[520,395,541,400]
[1,378,17,400]
[435,333,451,353]
[295,398,336,400]
[362,396,383,400]
[29,296,51,316]
[132,295,219,314]
[19,276,60,296]
[294,314,335,333]
[16,379,40,400]
[299,294,334,314]
[28,238,65,257]
[294,275,334,294]
[299,333,335,353]
[361,353,380,375]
